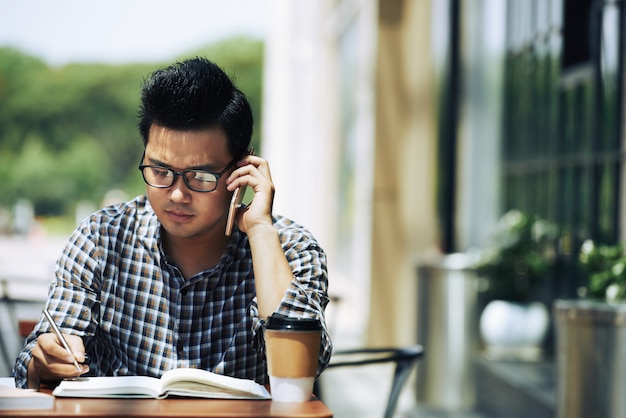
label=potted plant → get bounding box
[577,239,626,300]
[473,210,559,359]
[553,239,626,418]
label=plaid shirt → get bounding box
[13,195,332,388]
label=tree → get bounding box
[0,37,264,219]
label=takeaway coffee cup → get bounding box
[264,314,322,402]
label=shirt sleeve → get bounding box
[13,222,101,388]
[270,220,333,375]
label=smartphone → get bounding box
[225,184,246,236]
[225,148,255,236]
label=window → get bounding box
[502,0,624,297]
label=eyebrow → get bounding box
[146,157,218,172]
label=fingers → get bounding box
[66,335,87,364]
[225,154,276,235]
[230,159,274,205]
[41,333,85,363]
[245,154,272,181]
[32,333,89,381]
[228,155,273,190]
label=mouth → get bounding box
[165,209,194,223]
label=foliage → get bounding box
[0,37,264,219]
[473,210,559,302]
[8,138,110,215]
[578,240,626,301]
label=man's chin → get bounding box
[161,222,225,241]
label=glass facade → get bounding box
[501,0,624,297]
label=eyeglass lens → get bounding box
[141,166,219,192]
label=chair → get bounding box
[0,276,46,372]
[316,345,424,418]
[18,319,38,339]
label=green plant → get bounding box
[474,210,559,302]
[578,240,626,301]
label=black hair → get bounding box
[138,57,253,159]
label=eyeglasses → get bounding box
[138,157,237,193]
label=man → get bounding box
[13,57,332,389]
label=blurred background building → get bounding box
[262,0,625,416]
[264,0,625,345]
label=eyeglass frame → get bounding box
[138,153,238,193]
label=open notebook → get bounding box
[52,368,271,400]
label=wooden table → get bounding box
[0,396,334,417]
[0,379,333,418]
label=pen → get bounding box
[43,309,83,373]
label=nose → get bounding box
[169,174,192,202]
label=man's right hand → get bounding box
[27,332,89,389]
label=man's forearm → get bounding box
[247,224,293,318]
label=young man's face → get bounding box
[142,125,235,240]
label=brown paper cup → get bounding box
[264,315,322,402]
